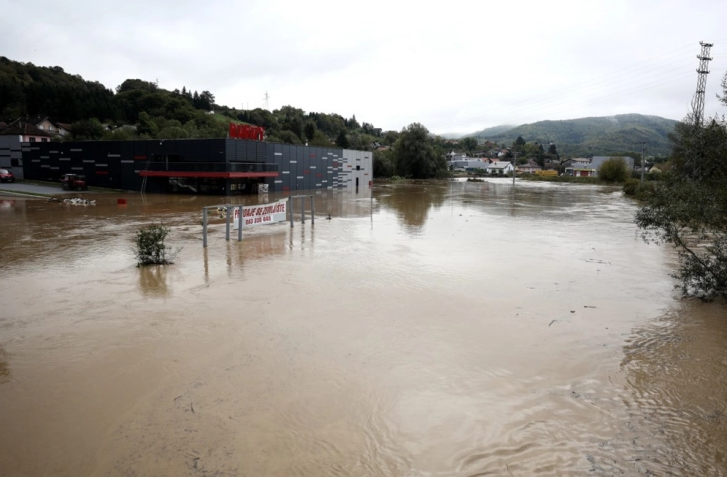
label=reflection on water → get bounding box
[0,347,8,384]
[137,265,172,298]
[376,183,448,229]
[620,301,726,476]
[0,182,724,476]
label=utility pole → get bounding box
[639,142,646,184]
[691,41,713,126]
[263,91,269,110]
[685,41,714,177]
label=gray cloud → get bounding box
[1,0,725,134]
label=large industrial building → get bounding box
[19,138,372,194]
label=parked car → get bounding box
[60,173,87,191]
[0,169,14,183]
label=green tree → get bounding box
[335,130,350,148]
[635,114,726,299]
[598,157,630,182]
[157,126,189,139]
[277,130,303,145]
[460,137,478,154]
[136,111,158,138]
[393,123,447,179]
[383,130,399,146]
[70,118,104,140]
[303,120,317,141]
[373,149,395,177]
[308,130,333,147]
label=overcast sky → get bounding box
[1,0,726,135]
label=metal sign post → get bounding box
[288,195,315,228]
[203,207,208,248]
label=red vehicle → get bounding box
[60,174,88,191]
[0,169,14,183]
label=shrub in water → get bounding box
[134,223,175,266]
[598,157,630,182]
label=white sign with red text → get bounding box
[232,199,287,229]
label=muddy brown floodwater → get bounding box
[0,179,724,477]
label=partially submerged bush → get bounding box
[134,223,177,266]
[598,157,630,182]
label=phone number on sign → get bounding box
[245,215,273,226]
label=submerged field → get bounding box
[0,179,724,476]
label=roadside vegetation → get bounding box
[632,75,727,300]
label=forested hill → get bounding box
[0,56,227,138]
[0,56,117,122]
[467,114,679,156]
[0,56,384,146]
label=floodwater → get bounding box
[0,179,724,477]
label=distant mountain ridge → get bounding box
[466,114,678,156]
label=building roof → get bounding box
[0,121,51,137]
[8,116,69,133]
[488,161,513,169]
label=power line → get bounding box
[441,41,726,132]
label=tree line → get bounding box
[633,74,727,300]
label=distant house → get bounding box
[487,161,514,175]
[452,159,488,171]
[0,120,52,143]
[561,157,590,168]
[517,163,542,174]
[12,116,71,137]
[447,151,468,162]
[565,164,598,177]
[565,156,635,178]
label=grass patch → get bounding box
[212,113,246,125]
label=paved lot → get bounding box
[0,181,92,196]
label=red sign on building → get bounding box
[229,123,265,141]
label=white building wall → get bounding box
[342,149,372,189]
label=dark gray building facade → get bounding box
[21,138,372,194]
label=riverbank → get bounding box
[373,175,617,186]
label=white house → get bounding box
[487,161,514,175]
